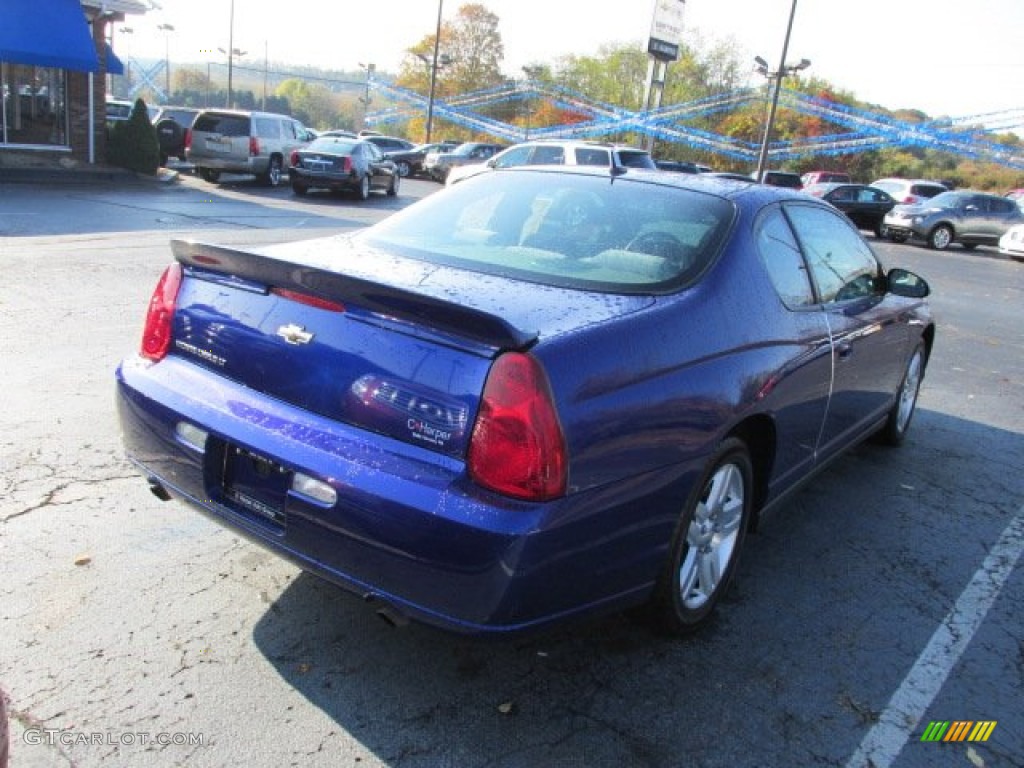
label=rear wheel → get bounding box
[198,167,220,183]
[291,182,308,196]
[356,174,370,201]
[928,224,953,250]
[395,161,411,177]
[264,156,284,187]
[647,438,752,634]
[876,342,925,446]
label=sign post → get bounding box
[643,0,686,151]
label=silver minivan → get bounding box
[186,109,315,186]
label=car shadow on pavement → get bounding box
[251,407,1024,767]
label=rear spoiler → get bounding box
[171,239,538,351]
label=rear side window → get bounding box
[530,146,564,165]
[575,148,611,166]
[194,113,249,136]
[911,184,945,198]
[617,150,655,169]
[253,117,281,139]
[756,207,815,309]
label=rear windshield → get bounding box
[358,170,735,293]
[307,137,357,153]
[618,150,656,169]
[193,113,250,136]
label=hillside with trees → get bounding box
[113,3,1022,191]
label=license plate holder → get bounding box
[222,446,290,527]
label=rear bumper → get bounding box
[185,153,269,175]
[116,355,682,634]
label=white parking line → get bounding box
[845,506,1024,768]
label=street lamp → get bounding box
[520,65,544,140]
[416,0,448,143]
[753,0,810,182]
[358,61,375,129]
[218,46,247,108]
[156,23,174,102]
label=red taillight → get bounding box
[342,156,352,173]
[468,352,567,501]
[290,150,300,167]
[249,136,260,157]
[140,263,182,362]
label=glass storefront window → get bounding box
[1,62,69,147]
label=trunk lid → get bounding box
[169,236,652,458]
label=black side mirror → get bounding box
[887,268,930,298]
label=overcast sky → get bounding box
[118,0,1023,122]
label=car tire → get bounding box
[928,224,953,250]
[646,437,752,635]
[395,161,411,178]
[291,182,308,196]
[264,156,284,187]
[198,167,220,183]
[357,175,370,201]
[387,173,399,197]
[875,342,925,447]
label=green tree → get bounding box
[107,98,159,175]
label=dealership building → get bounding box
[0,0,145,171]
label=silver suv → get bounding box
[445,139,655,186]
[186,109,315,186]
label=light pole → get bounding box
[753,0,809,182]
[520,65,543,141]
[417,0,446,143]
[358,62,375,130]
[156,23,174,102]
[218,46,247,108]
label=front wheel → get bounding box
[876,343,925,446]
[647,438,753,634]
[387,173,400,197]
[928,224,953,250]
[395,161,411,177]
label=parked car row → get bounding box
[130,105,1024,248]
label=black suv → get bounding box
[151,106,200,166]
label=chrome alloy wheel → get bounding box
[678,462,746,609]
[896,348,923,434]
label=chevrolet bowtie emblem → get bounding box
[276,323,314,345]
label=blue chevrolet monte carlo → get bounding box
[116,167,934,636]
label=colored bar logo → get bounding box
[920,721,997,742]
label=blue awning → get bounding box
[105,43,124,75]
[0,0,100,72]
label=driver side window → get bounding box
[785,204,882,304]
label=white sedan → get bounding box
[998,223,1024,260]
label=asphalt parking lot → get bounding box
[1,173,1021,768]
